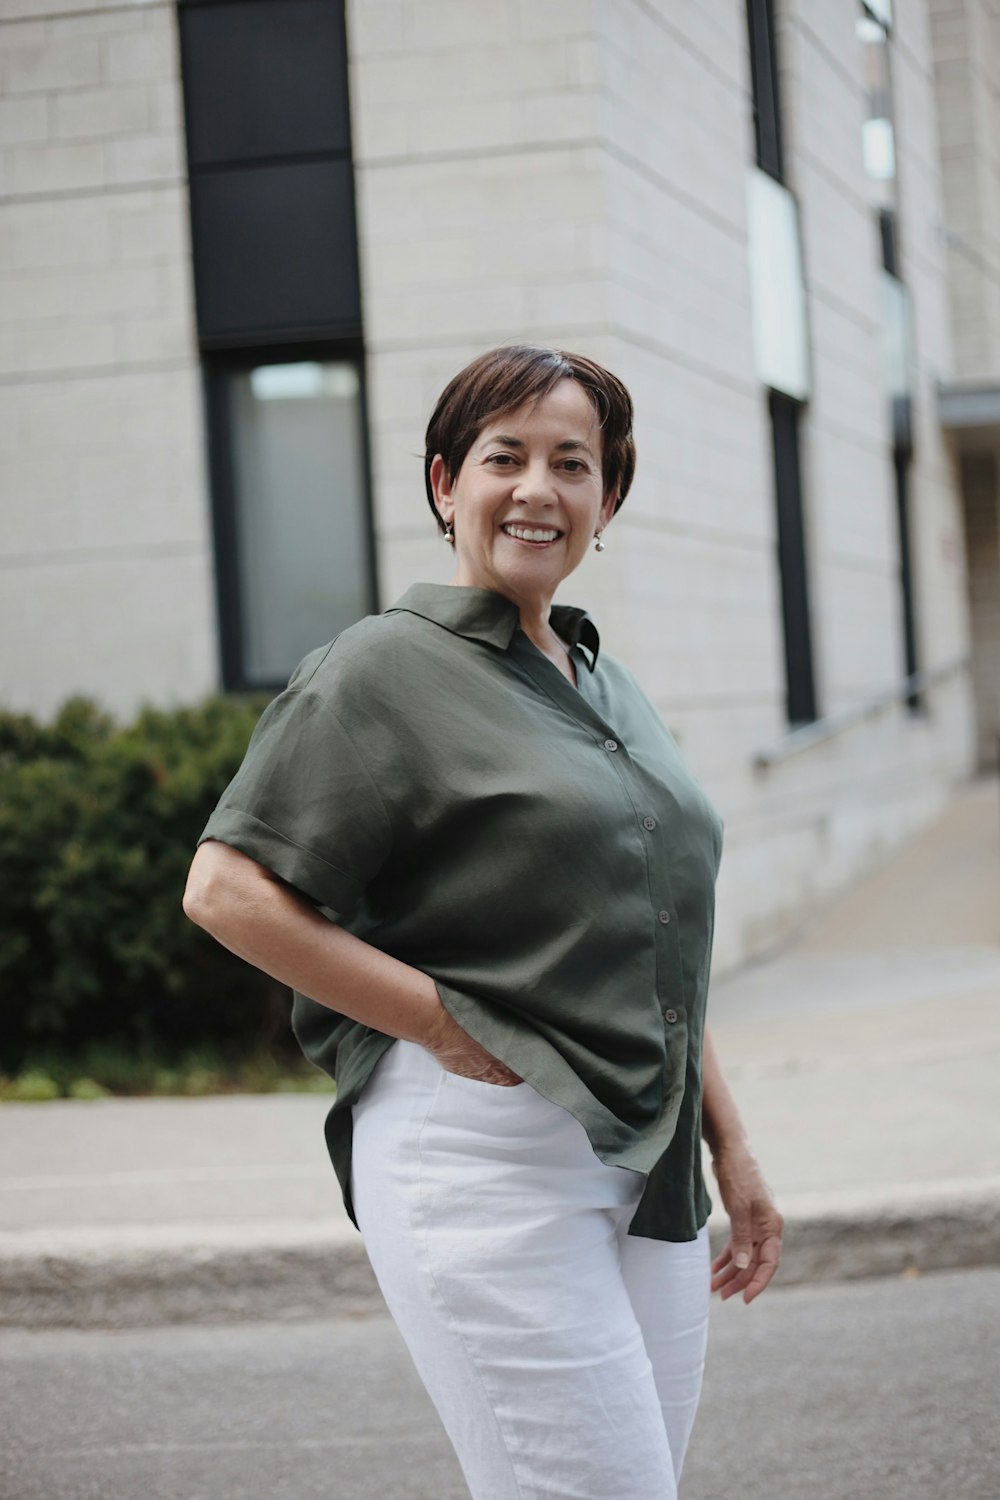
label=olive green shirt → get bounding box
[198,582,724,1241]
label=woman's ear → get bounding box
[429,454,455,530]
[599,487,619,530]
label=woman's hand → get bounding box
[421,1004,522,1086]
[709,1143,784,1304]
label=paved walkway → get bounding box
[2,778,998,1326]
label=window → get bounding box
[857,6,897,217]
[745,0,818,725]
[178,0,361,348]
[206,353,375,691]
[745,0,783,180]
[178,1,372,689]
[769,392,817,725]
[857,1,921,704]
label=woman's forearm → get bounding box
[182,839,444,1046]
[701,1026,752,1159]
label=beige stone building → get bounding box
[1,0,996,967]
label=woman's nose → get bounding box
[512,461,556,504]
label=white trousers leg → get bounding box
[350,1040,711,1500]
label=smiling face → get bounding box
[430,378,618,615]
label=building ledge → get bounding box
[937,381,1000,430]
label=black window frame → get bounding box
[746,0,784,181]
[769,392,817,726]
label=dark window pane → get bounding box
[769,392,817,725]
[745,0,784,180]
[190,159,361,344]
[178,0,350,166]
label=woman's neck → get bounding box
[519,603,576,685]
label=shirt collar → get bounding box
[387,583,601,671]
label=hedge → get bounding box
[0,691,302,1077]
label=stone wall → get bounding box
[348,0,975,965]
[929,0,1000,384]
[0,0,216,719]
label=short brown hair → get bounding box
[423,345,635,532]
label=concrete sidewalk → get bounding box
[2,779,998,1328]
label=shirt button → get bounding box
[657,910,671,925]
[603,738,618,753]
[665,1008,678,1024]
[643,816,657,831]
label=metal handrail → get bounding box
[753,653,971,770]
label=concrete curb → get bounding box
[3,1192,999,1329]
[0,1221,375,1330]
[770,1195,1000,1288]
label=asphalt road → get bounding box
[2,1267,997,1500]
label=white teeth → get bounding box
[503,525,560,542]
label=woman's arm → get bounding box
[701,1025,784,1303]
[182,840,520,1084]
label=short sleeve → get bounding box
[197,686,392,914]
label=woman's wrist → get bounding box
[702,1114,752,1163]
[408,989,450,1048]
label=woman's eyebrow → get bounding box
[483,435,596,458]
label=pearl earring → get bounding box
[594,530,606,553]
[443,523,454,544]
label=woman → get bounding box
[184,345,783,1500]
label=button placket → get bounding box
[513,635,697,1063]
[582,713,686,1029]
[650,853,685,1025]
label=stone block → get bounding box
[0,0,96,15]
[0,197,112,273]
[803,425,895,566]
[2,34,101,94]
[27,391,205,553]
[49,6,147,41]
[109,186,190,264]
[104,131,182,185]
[0,551,218,720]
[101,20,176,87]
[358,147,605,244]
[113,309,196,364]
[515,0,592,43]
[816,558,904,695]
[9,140,105,195]
[146,79,182,136]
[406,0,518,49]
[350,104,412,159]
[366,276,528,347]
[52,83,149,140]
[0,93,47,145]
[0,262,159,324]
[0,315,116,377]
[522,273,610,331]
[346,0,406,57]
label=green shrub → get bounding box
[4,1070,61,1102]
[67,1077,109,1101]
[0,691,306,1082]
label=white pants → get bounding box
[351,1040,711,1500]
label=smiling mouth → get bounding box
[501,523,563,544]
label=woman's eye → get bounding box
[562,459,587,473]
[487,453,516,466]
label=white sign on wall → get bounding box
[745,167,812,403]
